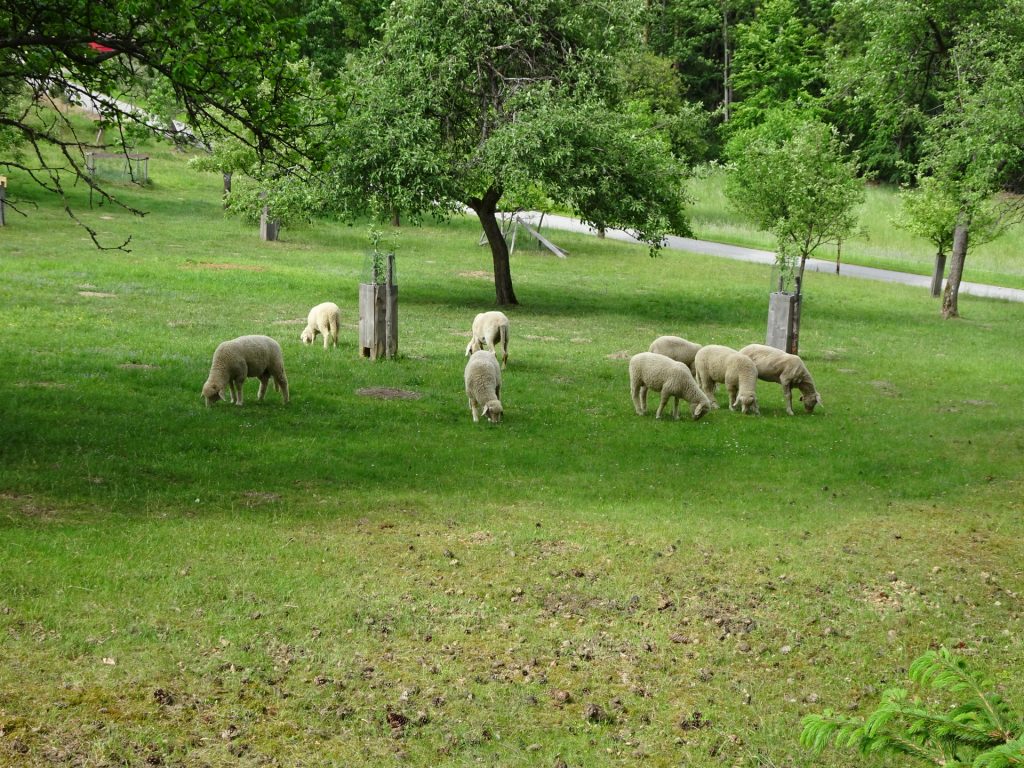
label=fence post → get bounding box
[0,176,6,227]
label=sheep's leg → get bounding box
[631,382,645,415]
[232,379,244,406]
[276,374,289,404]
[655,391,670,419]
[728,383,739,411]
[322,329,329,350]
[257,375,270,402]
[469,398,480,422]
[782,383,795,416]
[671,396,681,420]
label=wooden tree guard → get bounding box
[259,206,280,241]
[359,253,398,359]
[766,291,800,354]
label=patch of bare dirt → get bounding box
[119,363,158,370]
[16,381,67,389]
[457,271,492,280]
[356,387,423,400]
[870,380,899,397]
[606,350,632,360]
[78,291,116,298]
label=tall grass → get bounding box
[1,129,1023,767]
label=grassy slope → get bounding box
[1,137,1022,767]
[688,169,1024,290]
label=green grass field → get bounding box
[1,133,1023,767]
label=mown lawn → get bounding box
[1,132,1022,767]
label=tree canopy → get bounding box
[0,0,314,244]
[327,0,693,305]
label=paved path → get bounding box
[520,212,1024,304]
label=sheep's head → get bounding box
[482,401,503,424]
[691,401,710,421]
[800,391,823,413]
[202,382,223,406]
[738,394,759,415]
[300,328,315,345]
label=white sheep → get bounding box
[202,335,289,407]
[629,352,713,421]
[300,302,341,349]
[464,350,503,423]
[693,344,760,415]
[648,335,703,373]
[739,343,823,415]
[465,311,510,369]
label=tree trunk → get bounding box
[722,2,732,122]
[930,251,947,298]
[391,207,401,227]
[941,222,968,318]
[469,189,518,306]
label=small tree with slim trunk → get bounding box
[725,110,863,352]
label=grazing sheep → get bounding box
[202,335,289,407]
[739,343,823,415]
[300,302,341,349]
[693,344,760,415]
[465,311,510,368]
[464,350,503,423]
[629,352,713,421]
[648,335,703,374]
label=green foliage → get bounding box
[894,177,1001,259]
[729,0,826,130]
[724,109,863,289]
[801,648,1024,767]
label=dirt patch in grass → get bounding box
[356,387,424,400]
[184,261,265,272]
[871,380,900,397]
[119,363,159,370]
[457,270,492,280]
[606,350,632,360]
[78,291,116,298]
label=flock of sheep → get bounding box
[200,303,823,421]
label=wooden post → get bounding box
[0,176,6,227]
[385,253,397,359]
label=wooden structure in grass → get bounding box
[480,212,568,259]
[359,252,398,359]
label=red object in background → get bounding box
[89,41,116,53]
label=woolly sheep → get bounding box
[300,302,341,349]
[464,350,503,423]
[465,311,510,369]
[202,335,289,407]
[693,344,760,415]
[648,335,703,374]
[629,352,713,421]
[739,343,823,415]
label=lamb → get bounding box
[629,352,713,421]
[693,344,760,415]
[739,343,823,415]
[202,335,289,407]
[464,350,503,423]
[648,335,703,374]
[300,301,341,349]
[465,311,510,368]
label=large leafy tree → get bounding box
[0,0,313,245]
[729,0,827,130]
[328,0,693,306]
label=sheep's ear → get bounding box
[482,404,490,417]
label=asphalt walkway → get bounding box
[520,212,1024,304]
